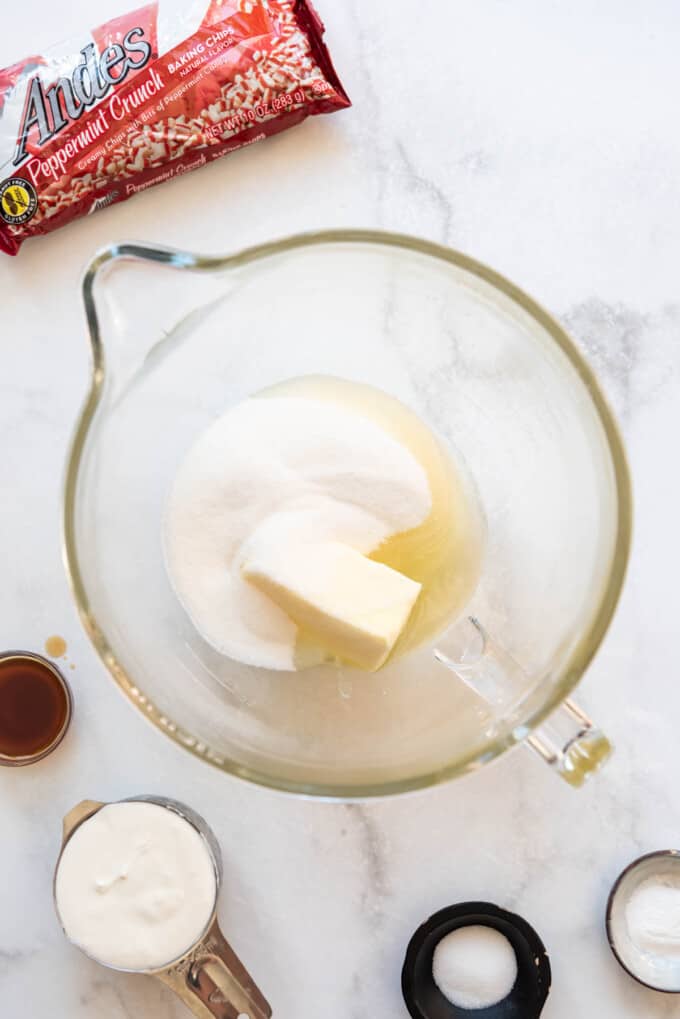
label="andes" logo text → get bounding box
[13,28,152,166]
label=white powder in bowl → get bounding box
[164,390,431,670]
[626,876,680,957]
[432,925,518,1010]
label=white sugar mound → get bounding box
[432,925,518,1010]
[163,394,431,670]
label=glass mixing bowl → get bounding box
[64,230,632,797]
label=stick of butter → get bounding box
[242,541,422,671]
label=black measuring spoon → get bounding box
[402,902,551,1019]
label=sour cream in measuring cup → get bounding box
[54,800,217,971]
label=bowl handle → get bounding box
[434,617,612,787]
[524,698,611,787]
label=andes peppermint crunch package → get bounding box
[0,0,350,254]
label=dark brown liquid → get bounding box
[0,656,69,758]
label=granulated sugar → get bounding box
[432,925,518,1010]
[164,386,431,670]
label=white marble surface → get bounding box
[1,2,680,1017]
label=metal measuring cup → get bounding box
[54,795,272,1019]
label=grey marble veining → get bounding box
[2,1,680,1018]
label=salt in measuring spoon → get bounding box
[402,901,551,1019]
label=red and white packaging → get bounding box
[0,0,350,254]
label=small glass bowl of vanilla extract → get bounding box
[0,651,72,766]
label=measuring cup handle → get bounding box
[156,918,272,1019]
[435,617,611,788]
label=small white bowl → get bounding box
[607,850,680,993]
